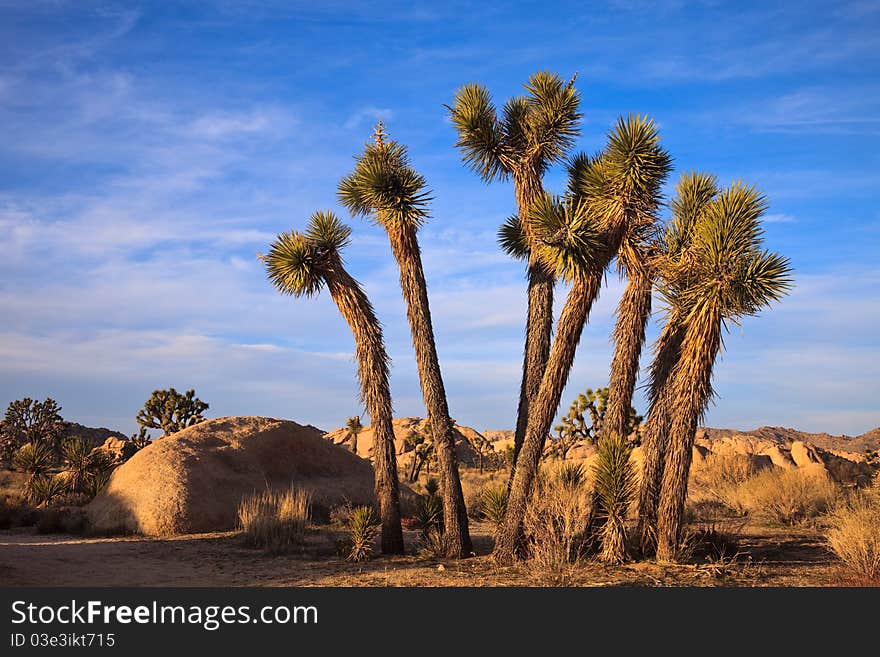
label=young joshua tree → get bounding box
[338,124,471,557]
[263,212,404,554]
[448,72,581,469]
[636,172,720,553]
[345,415,363,456]
[649,183,792,561]
[494,116,671,562]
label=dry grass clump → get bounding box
[689,453,763,516]
[825,488,880,584]
[237,486,311,553]
[736,468,837,525]
[523,468,591,585]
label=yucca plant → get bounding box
[593,433,638,563]
[556,462,587,489]
[646,181,793,561]
[14,441,55,479]
[494,116,671,563]
[480,485,509,530]
[29,474,68,507]
[339,124,470,557]
[264,211,404,555]
[449,72,581,471]
[348,505,381,562]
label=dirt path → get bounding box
[0,524,839,587]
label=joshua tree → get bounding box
[649,182,792,561]
[469,432,493,474]
[494,116,671,562]
[345,415,363,456]
[636,172,721,552]
[136,388,208,437]
[338,124,471,557]
[449,72,581,470]
[263,211,405,554]
[2,397,64,459]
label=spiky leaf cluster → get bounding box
[658,182,793,326]
[264,211,352,298]
[525,193,604,280]
[337,127,432,229]
[448,70,581,181]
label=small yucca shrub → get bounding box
[14,442,55,478]
[348,505,380,562]
[593,434,637,564]
[29,474,68,507]
[825,490,880,583]
[479,484,508,530]
[237,486,311,553]
[556,461,587,489]
[414,493,443,533]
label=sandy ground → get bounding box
[0,522,841,587]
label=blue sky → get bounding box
[1,1,878,436]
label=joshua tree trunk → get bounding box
[636,320,686,554]
[325,269,404,555]
[511,169,555,473]
[386,225,472,558]
[604,269,653,439]
[494,273,603,562]
[351,432,358,456]
[654,307,722,562]
[587,268,653,554]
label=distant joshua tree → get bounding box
[263,211,404,555]
[2,397,64,461]
[136,388,208,437]
[345,415,363,456]
[339,124,471,558]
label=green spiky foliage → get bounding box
[2,397,64,461]
[556,462,587,489]
[650,181,793,561]
[449,72,581,477]
[494,115,671,564]
[551,387,643,460]
[13,441,56,496]
[338,125,471,558]
[347,505,381,562]
[480,485,509,531]
[593,433,638,564]
[345,415,363,456]
[264,211,405,556]
[61,437,115,497]
[29,474,68,507]
[136,388,208,437]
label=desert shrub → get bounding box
[418,527,454,559]
[61,438,115,499]
[556,461,587,489]
[479,484,508,530]
[737,468,837,525]
[14,442,55,478]
[0,494,31,529]
[681,523,742,563]
[329,500,355,528]
[523,474,591,585]
[689,453,763,514]
[347,505,380,562]
[414,478,444,535]
[825,490,880,583]
[237,486,311,553]
[35,508,65,534]
[29,474,68,507]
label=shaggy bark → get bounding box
[386,226,472,558]
[494,273,602,562]
[511,169,555,473]
[636,319,686,554]
[325,268,404,555]
[654,306,722,562]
